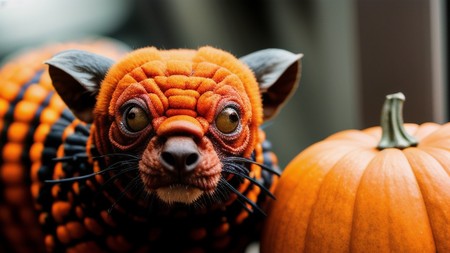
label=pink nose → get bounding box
[156,115,204,139]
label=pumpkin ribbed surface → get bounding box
[262,122,450,252]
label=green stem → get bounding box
[377,92,418,150]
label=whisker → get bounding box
[108,176,141,214]
[193,195,207,210]
[128,186,150,219]
[235,196,254,214]
[213,183,230,203]
[102,159,140,173]
[222,167,275,200]
[98,167,139,192]
[222,157,281,176]
[52,154,89,162]
[92,153,140,160]
[217,179,253,214]
[219,178,266,216]
[44,159,139,184]
[93,166,139,205]
[52,153,140,163]
[222,162,249,174]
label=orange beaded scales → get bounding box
[0,40,126,253]
[0,41,302,252]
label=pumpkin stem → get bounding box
[377,92,418,150]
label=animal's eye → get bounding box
[215,107,240,134]
[124,106,150,132]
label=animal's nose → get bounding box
[159,136,201,174]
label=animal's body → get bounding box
[0,40,301,253]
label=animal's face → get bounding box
[46,46,301,205]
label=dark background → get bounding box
[0,0,447,168]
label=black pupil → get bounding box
[229,112,238,123]
[127,110,136,119]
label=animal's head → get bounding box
[46,46,301,206]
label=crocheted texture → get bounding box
[0,43,284,253]
[94,47,262,157]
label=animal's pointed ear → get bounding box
[45,50,115,123]
[240,49,303,121]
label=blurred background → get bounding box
[0,0,448,169]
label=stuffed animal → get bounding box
[0,40,302,253]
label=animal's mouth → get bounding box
[155,184,204,204]
[140,168,222,204]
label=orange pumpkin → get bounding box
[262,93,450,252]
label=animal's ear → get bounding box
[240,49,303,121]
[45,50,115,123]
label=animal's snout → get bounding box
[159,136,201,174]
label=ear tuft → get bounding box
[45,50,115,123]
[240,49,303,121]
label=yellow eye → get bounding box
[124,106,150,132]
[215,107,240,134]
